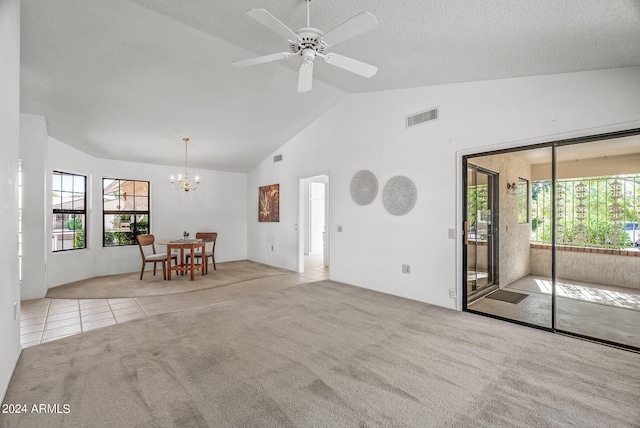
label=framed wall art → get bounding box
[258,184,280,222]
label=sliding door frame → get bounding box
[462,127,640,352]
[464,163,500,303]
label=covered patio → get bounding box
[465,130,640,350]
[470,274,640,347]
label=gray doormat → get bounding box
[486,289,528,304]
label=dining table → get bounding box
[158,239,206,281]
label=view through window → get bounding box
[103,178,150,246]
[531,175,640,248]
[52,171,87,251]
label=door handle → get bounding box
[463,221,468,245]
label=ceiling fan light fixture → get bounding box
[301,48,316,63]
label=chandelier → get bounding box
[170,138,200,192]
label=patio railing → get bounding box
[531,175,640,249]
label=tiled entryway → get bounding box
[303,253,328,279]
[21,297,151,347]
[21,257,329,348]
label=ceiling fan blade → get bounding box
[233,52,293,68]
[321,11,378,46]
[323,53,378,78]
[247,9,301,42]
[298,61,313,92]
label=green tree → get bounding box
[74,230,85,249]
[531,175,640,249]
[136,215,149,235]
[66,217,82,230]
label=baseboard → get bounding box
[1,345,22,404]
[20,291,47,301]
[327,275,457,310]
[247,257,296,272]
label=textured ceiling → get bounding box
[20,0,640,172]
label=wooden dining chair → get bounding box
[137,234,177,280]
[186,232,217,274]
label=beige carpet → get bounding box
[45,260,291,299]
[3,280,640,427]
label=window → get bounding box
[517,177,529,224]
[103,179,149,246]
[52,171,86,251]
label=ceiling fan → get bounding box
[233,0,378,92]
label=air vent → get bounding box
[273,154,283,162]
[406,107,438,128]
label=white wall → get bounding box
[20,114,48,299]
[247,66,640,310]
[0,0,21,403]
[248,103,349,270]
[18,126,248,295]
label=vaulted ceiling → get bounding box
[20,0,640,172]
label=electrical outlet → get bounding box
[270,245,274,252]
[337,225,343,232]
[448,228,456,239]
[449,289,457,299]
[402,264,411,274]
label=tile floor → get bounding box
[469,275,640,349]
[20,255,329,348]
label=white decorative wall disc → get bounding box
[350,170,379,206]
[382,176,417,216]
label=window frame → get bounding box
[52,171,87,252]
[102,178,150,247]
[517,177,529,224]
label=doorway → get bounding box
[297,174,330,274]
[308,181,326,257]
[465,164,499,302]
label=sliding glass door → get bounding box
[463,129,640,350]
[554,138,640,348]
[466,165,498,302]
[465,147,552,328]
